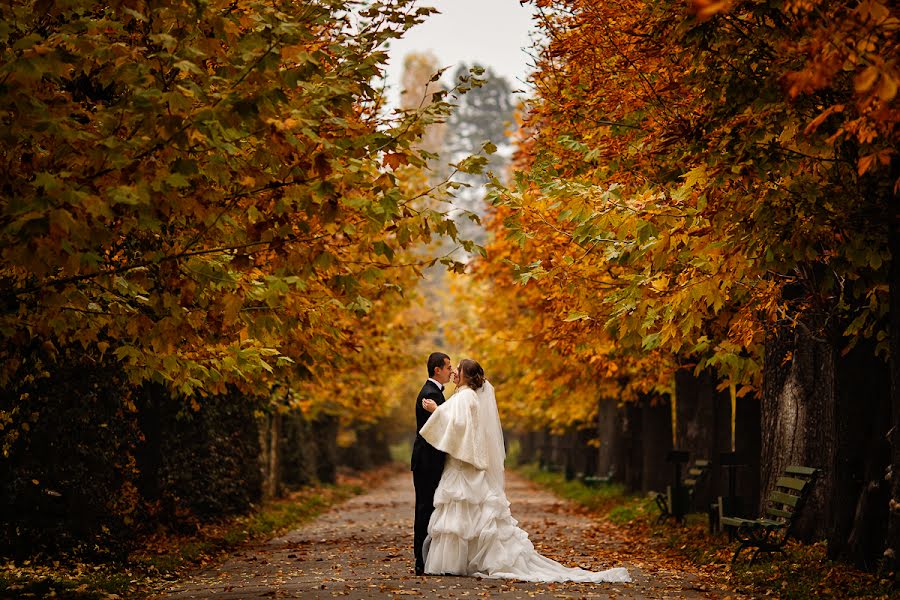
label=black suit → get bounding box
[411,379,446,573]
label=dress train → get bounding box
[422,457,631,583]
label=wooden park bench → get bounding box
[721,465,820,567]
[653,458,710,524]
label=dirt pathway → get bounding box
[160,467,738,599]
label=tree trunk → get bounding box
[135,383,165,502]
[339,429,370,470]
[279,410,318,489]
[564,429,577,480]
[623,401,643,492]
[370,425,392,466]
[675,368,729,509]
[576,427,597,477]
[734,392,762,518]
[518,430,538,465]
[539,428,552,469]
[641,396,673,493]
[762,322,837,541]
[596,398,623,479]
[827,340,891,570]
[885,211,900,579]
[551,431,566,469]
[258,412,281,500]
[313,414,339,484]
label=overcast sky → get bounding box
[381,0,538,107]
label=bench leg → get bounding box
[748,544,787,567]
[654,493,670,524]
[748,547,762,567]
[731,542,749,566]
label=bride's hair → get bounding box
[458,359,485,391]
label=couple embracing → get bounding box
[410,352,631,583]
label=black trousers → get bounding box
[413,467,443,572]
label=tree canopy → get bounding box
[464,0,897,430]
[0,0,485,454]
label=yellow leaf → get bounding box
[375,173,394,190]
[854,66,878,92]
[858,153,876,176]
[681,164,708,188]
[690,0,732,20]
[876,72,897,101]
[222,293,243,324]
[280,44,308,61]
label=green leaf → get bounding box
[564,311,591,322]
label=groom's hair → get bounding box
[427,352,450,378]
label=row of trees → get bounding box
[0,0,484,554]
[459,0,898,574]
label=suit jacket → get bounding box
[410,379,446,473]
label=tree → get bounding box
[0,0,479,449]
[467,0,897,570]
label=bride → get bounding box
[418,359,631,583]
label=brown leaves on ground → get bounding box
[1,465,399,600]
[519,467,895,599]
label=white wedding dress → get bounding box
[418,381,631,583]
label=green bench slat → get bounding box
[776,476,808,491]
[756,518,783,527]
[765,507,793,519]
[785,466,818,477]
[695,460,710,467]
[720,516,752,527]
[755,518,783,527]
[721,516,782,529]
[769,490,801,507]
[688,469,704,476]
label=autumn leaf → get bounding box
[382,153,410,170]
[689,0,732,21]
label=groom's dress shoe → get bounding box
[415,567,424,576]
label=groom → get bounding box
[411,351,455,576]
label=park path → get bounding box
[159,467,739,599]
